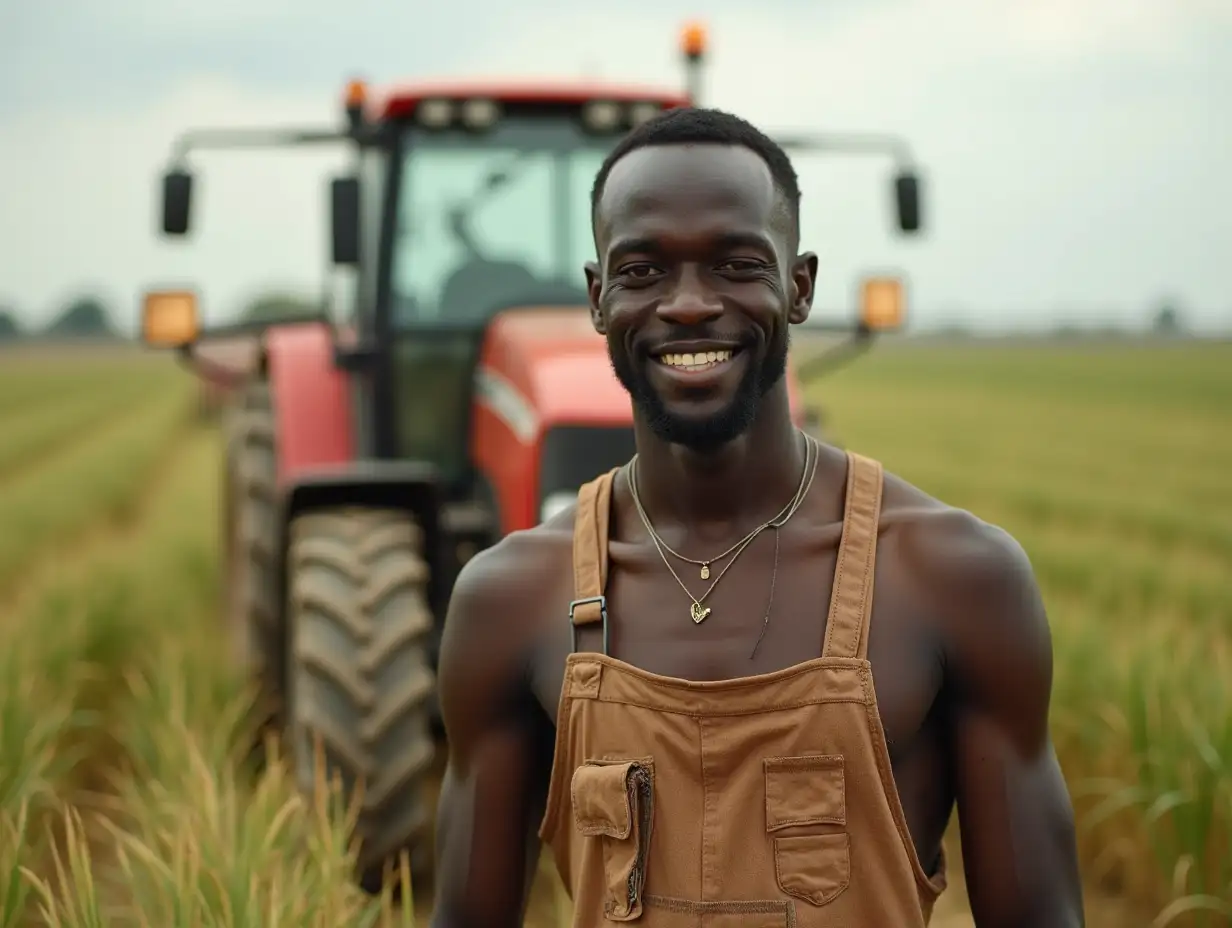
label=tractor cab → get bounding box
[371,84,688,512]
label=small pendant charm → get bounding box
[690,601,712,624]
[700,563,710,580]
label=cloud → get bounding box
[1,0,1228,333]
[0,77,350,331]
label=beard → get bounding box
[609,327,790,453]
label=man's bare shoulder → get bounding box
[444,507,577,638]
[436,508,578,741]
[879,466,1047,650]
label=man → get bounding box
[430,107,1084,927]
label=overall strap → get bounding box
[822,451,885,661]
[569,468,619,652]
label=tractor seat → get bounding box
[438,259,540,322]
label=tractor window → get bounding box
[390,118,609,328]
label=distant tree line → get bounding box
[0,295,120,342]
[0,289,1213,344]
[0,291,323,344]
[844,297,1202,340]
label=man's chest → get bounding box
[529,562,946,761]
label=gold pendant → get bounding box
[690,601,712,624]
[700,563,710,580]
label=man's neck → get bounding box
[630,393,807,543]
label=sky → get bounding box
[1,0,1229,335]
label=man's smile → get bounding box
[649,341,746,386]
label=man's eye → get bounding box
[719,259,766,272]
[621,264,660,279]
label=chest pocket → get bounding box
[572,757,656,921]
[764,754,850,907]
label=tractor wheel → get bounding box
[285,507,438,892]
[221,381,284,753]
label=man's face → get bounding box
[586,143,816,452]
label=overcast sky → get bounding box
[2,0,1228,335]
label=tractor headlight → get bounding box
[582,100,623,133]
[540,490,577,524]
[417,98,455,128]
[461,98,500,130]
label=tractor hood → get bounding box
[476,306,631,435]
[475,305,808,440]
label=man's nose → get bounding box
[656,267,722,326]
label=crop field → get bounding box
[0,339,1229,926]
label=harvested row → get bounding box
[0,354,169,418]
[0,372,195,592]
[0,374,173,480]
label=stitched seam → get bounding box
[592,695,869,717]
[823,451,859,657]
[574,656,866,692]
[597,469,612,592]
[764,754,845,769]
[698,716,712,902]
[853,457,883,659]
[643,894,793,915]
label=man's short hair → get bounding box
[589,106,802,241]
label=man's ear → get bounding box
[788,252,818,325]
[585,260,605,334]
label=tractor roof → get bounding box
[365,79,691,121]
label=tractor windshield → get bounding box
[390,116,612,328]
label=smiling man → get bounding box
[429,107,1084,927]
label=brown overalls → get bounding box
[538,451,949,926]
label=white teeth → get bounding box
[659,349,733,370]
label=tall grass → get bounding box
[0,416,413,925]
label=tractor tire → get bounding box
[285,507,438,892]
[221,381,285,753]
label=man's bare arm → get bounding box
[429,536,557,928]
[940,517,1085,927]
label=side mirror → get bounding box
[893,171,922,234]
[330,175,360,265]
[859,275,905,332]
[141,289,199,348]
[162,169,194,236]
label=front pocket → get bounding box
[764,754,848,907]
[572,757,655,921]
[763,754,845,831]
[773,833,851,906]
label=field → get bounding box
[0,339,1229,926]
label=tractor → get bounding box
[138,21,927,892]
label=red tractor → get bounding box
[140,22,926,891]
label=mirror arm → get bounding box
[772,132,917,170]
[171,341,253,389]
[167,127,353,165]
[794,326,875,382]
